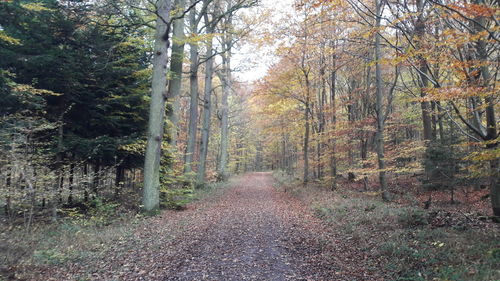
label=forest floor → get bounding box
[273,171,500,280]
[2,172,500,280]
[3,172,365,280]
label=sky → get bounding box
[231,0,295,83]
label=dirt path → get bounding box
[44,173,351,280]
[168,172,306,280]
[148,172,341,281]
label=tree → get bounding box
[374,0,388,199]
[142,0,172,212]
[195,0,257,184]
[166,0,187,147]
[196,10,216,184]
[1,0,152,217]
[216,0,235,181]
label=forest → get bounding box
[1,0,499,280]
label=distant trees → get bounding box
[194,0,257,184]
[251,0,498,216]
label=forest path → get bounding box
[46,173,346,280]
[165,172,312,280]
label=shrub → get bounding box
[160,187,194,210]
[398,208,429,227]
[87,197,120,226]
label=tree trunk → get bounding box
[184,0,200,175]
[54,118,64,220]
[83,163,89,202]
[436,101,445,143]
[415,0,433,141]
[196,21,214,184]
[143,0,172,212]
[281,133,287,171]
[361,138,369,191]
[303,100,310,184]
[114,165,124,199]
[68,162,74,204]
[217,32,232,181]
[374,0,389,200]
[315,51,326,180]
[92,162,100,197]
[166,0,187,147]
[329,52,337,189]
[472,0,499,216]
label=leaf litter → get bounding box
[24,172,376,280]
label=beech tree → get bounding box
[249,0,498,217]
[194,0,257,184]
[183,0,204,175]
[166,0,188,148]
[142,0,172,212]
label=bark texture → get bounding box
[183,0,201,175]
[196,20,215,184]
[166,0,187,147]
[143,0,172,212]
[374,0,388,199]
[217,31,232,181]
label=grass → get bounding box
[1,212,141,274]
[273,172,500,281]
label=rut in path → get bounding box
[168,172,308,280]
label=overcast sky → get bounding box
[231,0,295,83]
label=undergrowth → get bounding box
[272,170,299,191]
[0,178,234,280]
[274,172,500,281]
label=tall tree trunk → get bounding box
[68,162,74,204]
[436,101,445,143]
[473,0,499,216]
[184,0,200,175]
[54,120,64,221]
[415,0,433,141]
[92,161,100,197]
[166,0,187,147]
[303,100,310,184]
[281,132,287,171]
[431,101,437,139]
[115,165,124,199]
[143,0,172,212]
[217,26,232,181]
[235,142,241,173]
[317,64,326,180]
[217,54,231,181]
[196,21,214,184]
[374,0,389,200]
[329,51,337,189]
[51,116,64,221]
[83,163,89,202]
